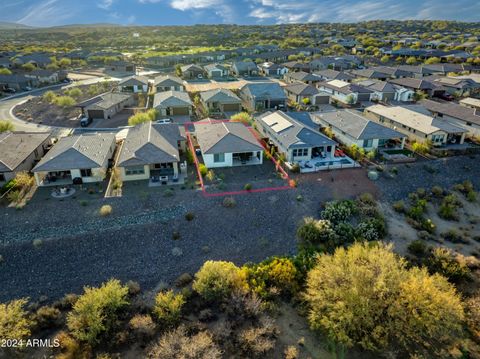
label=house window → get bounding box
[125,166,145,175]
[213,153,225,163]
[0,173,5,182]
[293,148,308,157]
[363,139,373,148]
[80,168,92,177]
[431,134,444,143]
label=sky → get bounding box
[0,0,479,27]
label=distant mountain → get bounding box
[0,22,33,29]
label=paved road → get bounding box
[0,76,120,133]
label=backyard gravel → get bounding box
[0,157,478,302]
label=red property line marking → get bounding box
[184,120,294,198]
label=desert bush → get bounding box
[7,190,21,203]
[42,90,57,103]
[333,222,356,243]
[426,247,471,283]
[153,290,185,326]
[64,87,82,98]
[392,200,406,213]
[431,185,444,197]
[244,257,299,298]
[406,199,427,221]
[441,229,468,243]
[0,298,32,340]
[128,109,158,126]
[438,194,461,221]
[305,242,465,355]
[34,305,62,330]
[193,261,248,301]
[321,200,357,224]
[149,326,221,359]
[15,171,34,189]
[126,280,141,296]
[205,169,215,182]
[284,345,299,359]
[357,192,375,206]
[223,196,236,208]
[0,120,14,133]
[356,217,386,241]
[465,294,480,342]
[54,95,76,107]
[407,240,428,257]
[99,204,112,217]
[244,183,253,191]
[175,273,193,287]
[296,217,337,250]
[224,290,264,320]
[129,314,156,339]
[290,163,300,173]
[199,164,208,177]
[231,112,253,125]
[54,331,85,359]
[238,317,277,357]
[67,279,129,344]
[185,212,195,221]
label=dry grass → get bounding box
[99,204,113,217]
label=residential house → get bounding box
[0,132,51,184]
[388,78,446,97]
[364,104,467,146]
[180,64,205,79]
[12,53,52,68]
[284,71,322,85]
[239,82,287,111]
[317,80,373,104]
[231,61,259,76]
[108,61,136,74]
[258,62,288,77]
[283,61,311,73]
[24,70,59,84]
[460,97,480,110]
[313,110,406,151]
[356,79,411,102]
[153,90,193,116]
[78,93,134,120]
[418,99,480,137]
[32,133,116,186]
[367,66,415,79]
[397,65,435,78]
[426,76,480,96]
[200,89,242,114]
[117,75,149,93]
[194,120,263,168]
[204,63,229,78]
[314,69,355,82]
[350,69,391,81]
[154,75,185,92]
[284,83,322,105]
[255,111,338,165]
[116,122,186,183]
[0,74,37,91]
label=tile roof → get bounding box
[200,88,241,104]
[33,133,115,172]
[195,121,263,155]
[0,132,50,172]
[240,82,287,100]
[153,74,184,87]
[153,90,192,108]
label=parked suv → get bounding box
[80,117,93,127]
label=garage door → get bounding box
[315,95,330,105]
[223,103,241,112]
[87,109,105,119]
[172,107,190,115]
[357,93,371,102]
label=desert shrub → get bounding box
[55,293,79,310]
[305,242,465,355]
[34,305,61,330]
[67,279,129,344]
[244,183,253,191]
[7,190,21,203]
[407,240,428,257]
[54,95,76,107]
[129,314,156,339]
[357,192,375,206]
[290,163,300,173]
[296,217,337,250]
[356,220,381,241]
[238,317,277,357]
[441,228,468,243]
[199,164,208,177]
[333,222,356,243]
[128,109,158,126]
[126,280,141,296]
[284,345,299,359]
[321,200,357,224]
[0,298,31,340]
[223,196,236,208]
[175,273,193,287]
[426,247,471,283]
[465,295,480,342]
[231,112,253,125]
[153,290,185,326]
[15,171,34,189]
[224,290,264,320]
[431,185,444,197]
[54,331,85,359]
[244,257,299,298]
[406,199,427,221]
[64,87,82,98]
[438,194,461,221]
[99,204,112,217]
[205,169,215,182]
[185,212,195,221]
[149,326,221,359]
[43,90,57,102]
[467,190,477,202]
[392,200,406,213]
[193,260,248,301]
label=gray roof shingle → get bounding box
[0,132,50,172]
[153,91,192,108]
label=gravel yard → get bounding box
[0,167,374,302]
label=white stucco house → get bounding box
[117,75,149,93]
[194,120,264,168]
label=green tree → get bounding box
[128,109,158,126]
[54,96,76,107]
[193,260,248,301]
[406,56,417,65]
[0,68,12,75]
[21,63,35,72]
[0,298,32,341]
[0,120,14,133]
[425,57,441,64]
[380,55,390,63]
[43,90,57,103]
[175,64,182,77]
[59,58,72,68]
[153,290,185,326]
[305,243,464,356]
[67,279,129,344]
[230,112,252,125]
